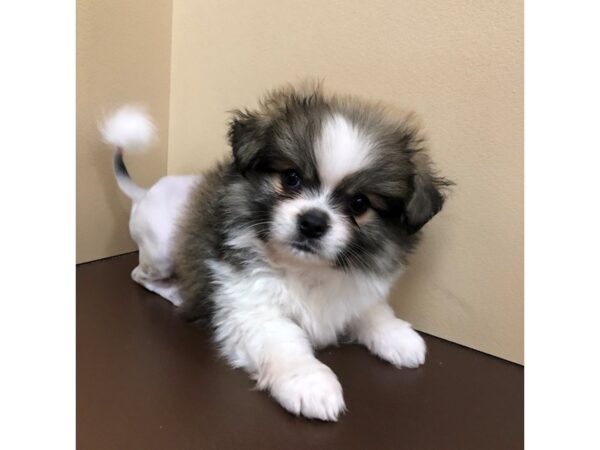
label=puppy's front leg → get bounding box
[351,302,427,369]
[216,314,345,421]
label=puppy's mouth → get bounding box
[290,241,318,255]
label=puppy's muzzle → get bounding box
[298,209,330,239]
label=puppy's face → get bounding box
[228,86,449,274]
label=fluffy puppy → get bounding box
[101,84,450,421]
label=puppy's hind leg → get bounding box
[131,265,183,307]
[127,174,200,307]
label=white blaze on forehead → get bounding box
[315,114,373,187]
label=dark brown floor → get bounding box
[77,253,523,450]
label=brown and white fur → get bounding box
[101,85,450,422]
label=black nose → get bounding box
[298,209,330,239]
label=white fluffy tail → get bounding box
[100,106,156,202]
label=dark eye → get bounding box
[282,169,302,189]
[349,193,370,216]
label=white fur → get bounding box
[100,106,156,153]
[265,357,345,421]
[270,189,350,262]
[204,250,404,420]
[352,302,427,368]
[315,114,374,187]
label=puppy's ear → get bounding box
[404,154,451,234]
[228,110,268,174]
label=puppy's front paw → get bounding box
[367,321,427,369]
[269,362,346,421]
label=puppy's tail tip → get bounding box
[100,106,155,202]
[99,105,156,154]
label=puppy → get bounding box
[101,84,450,421]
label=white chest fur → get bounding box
[209,258,396,349]
[275,266,394,347]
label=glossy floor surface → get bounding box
[77,253,523,449]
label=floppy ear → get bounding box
[227,110,269,174]
[404,155,450,234]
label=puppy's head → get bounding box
[228,84,451,274]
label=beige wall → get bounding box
[76,0,173,263]
[167,0,523,363]
[77,0,523,362]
